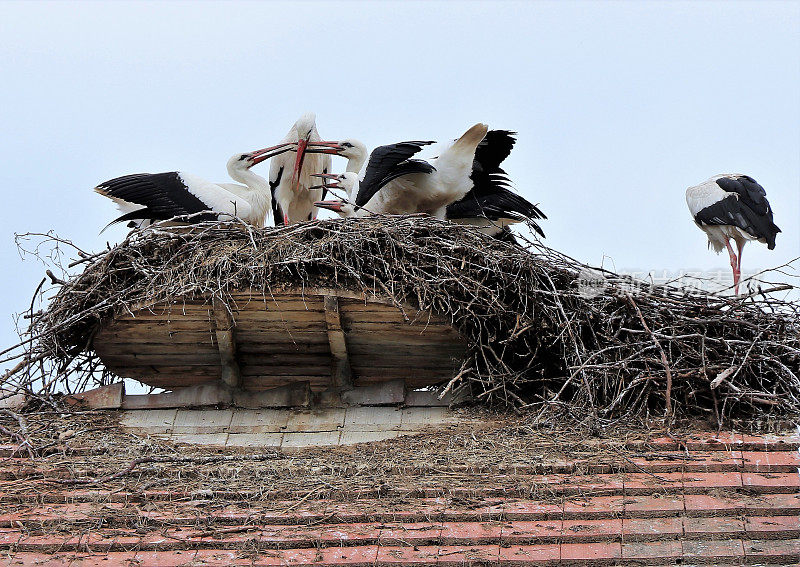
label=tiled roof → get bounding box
[0,428,798,565]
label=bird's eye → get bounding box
[343,142,353,148]
[239,154,248,161]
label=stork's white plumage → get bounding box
[268,112,334,225]
[314,128,546,243]
[315,123,488,218]
[95,144,293,229]
[686,174,781,294]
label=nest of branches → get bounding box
[3,216,800,426]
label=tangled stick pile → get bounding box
[4,216,800,425]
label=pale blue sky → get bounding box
[1,1,798,351]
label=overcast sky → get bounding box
[1,0,798,352]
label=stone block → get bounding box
[226,433,284,448]
[339,430,399,445]
[285,409,345,432]
[229,409,290,433]
[120,409,177,434]
[343,407,403,431]
[400,407,454,430]
[282,431,341,448]
[173,409,233,434]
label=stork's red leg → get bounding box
[736,239,745,289]
[724,239,740,295]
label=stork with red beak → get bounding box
[95,143,295,229]
[268,112,339,225]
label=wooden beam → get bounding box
[212,297,241,388]
[323,295,353,390]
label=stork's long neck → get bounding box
[346,154,366,174]
[228,168,269,193]
[227,167,272,225]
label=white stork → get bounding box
[686,174,781,294]
[313,128,545,242]
[446,130,546,240]
[95,143,294,228]
[268,112,336,225]
[314,123,488,218]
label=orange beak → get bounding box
[248,142,295,166]
[289,136,310,193]
[305,141,345,155]
[314,200,344,213]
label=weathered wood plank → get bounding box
[323,295,353,390]
[212,297,241,388]
[239,376,330,391]
[127,376,219,389]
[236,342,331,355]
[238,355,332,368]
[227,312,328,324]
[98,353,223,365]
[94,343,220,356]
[239,365,334,376]
[104,364,221,377]
[235,331,329,344]
[102,321,219,332]
[95,330,218,345]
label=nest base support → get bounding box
[121,382,233,410]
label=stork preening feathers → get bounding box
[95,144,294,229]
[314,128,547,241]
[686,174,781,294]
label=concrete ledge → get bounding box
[66,382,124,409]
[342,380,405,406]
[120,406,465,448]
[122,383,231,410]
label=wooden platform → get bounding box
[93,288,467,394]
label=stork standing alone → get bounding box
[314,123,488,218]
[95,144,294,228]
[268,112,336,225]
[686,174,781,294]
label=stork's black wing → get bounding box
[453,129,547,237]
[695,178,781,249]
[269,167,284,226]
[467,130,516,198]
[446,187,547,238]
[715,175,772,217]
[473,130,516,175]
[96,172,218,225]
[356,141,435,207]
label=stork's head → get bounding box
[288,112,319,194]
[293,112,317,141]
[311,172,359,217]
[227,145,290,173]
[306,139,367,159]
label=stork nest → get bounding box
[4,216,800,426]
